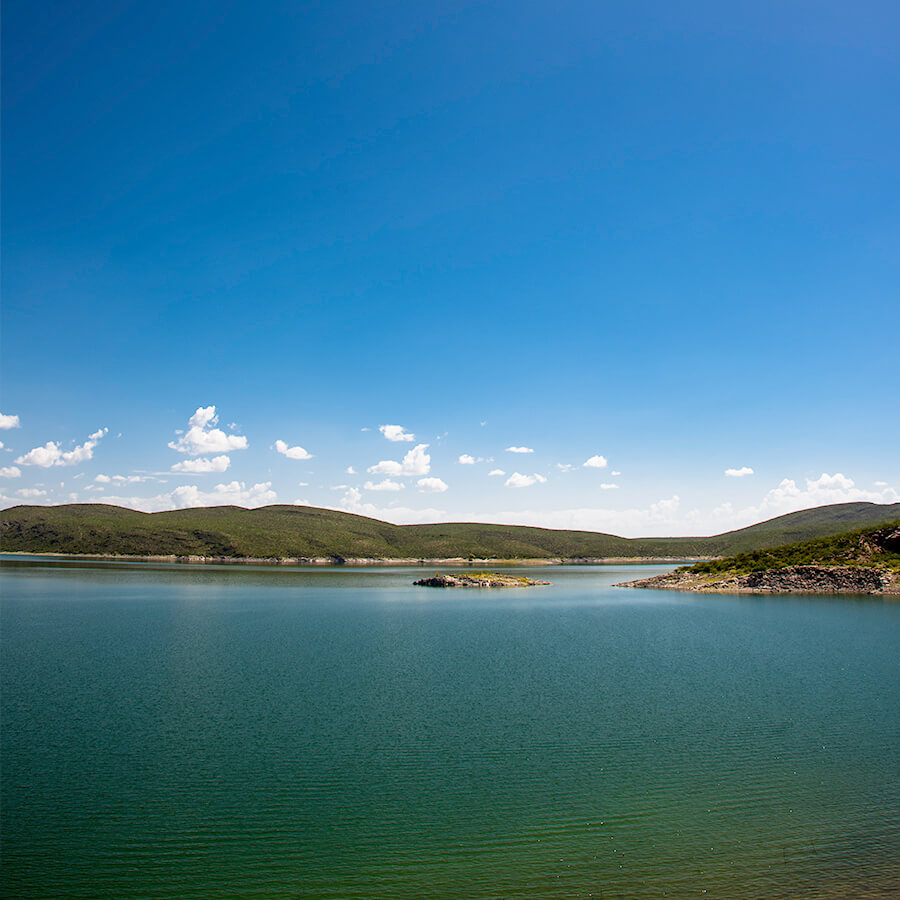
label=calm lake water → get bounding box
[2,557,898,899]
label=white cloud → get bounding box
[274,439,313,460]
[191,407,216,428]
[172,455,231,473]
[611,470,621,476]
[455,496,683,537]
[95,474,111,483]
[169,480,276,509]
[583,455,608,469]
[459,454,477,465]
[380,424,415,442]
[168,406,248,456]
[506,446,534,454]
[725,466,754,478]
[17,428,108,468]
[364,479,405,492]
[17,488,47,498]
[346,466,356,475]
[874,481,888,487]
[337,487,445,525]
[0,413,21,430]
[505,472,547,489]
[698,472,900,535]
[600,483,619,490]
[368,443,431,476]
[90,481,278,513]
[298,481,309,487]
[488,469,506,477]
[0,466,21,478]
[417,477,448,493]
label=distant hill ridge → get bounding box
[3,501,900,562]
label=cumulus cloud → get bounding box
[583,455,608,469]
[600,483,619,490]
[17,488,47,498]
[364,479,405,492]
[89,481,278,513]
[274,439,313,460]
[0,413,21,430]
[417,477,448,493]
[611,471,621,476]
[337,487,445,524]
[488,469,506,477]
[95,473,157,484]
[459,454,477,465]
[368,443,431,476]
[455,496,683,537]
[170,481,276,509]
[557,463,575,472]
[0,466,21,478]
[168,406,248,456]
[506,446,534,454]
[699,472,900,535]
[172,455,231,473]
[380,424,415,442]
[17,428,108,468]
[346,466,356,475]
[725,466,754,478]
[505,472,547,489]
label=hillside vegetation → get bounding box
[687,521,900,576]
[620,521,900,595]
[3,501,900,562]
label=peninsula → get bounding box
[618,522,900,595]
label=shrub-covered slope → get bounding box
[3,501,900,561]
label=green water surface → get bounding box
[2,559,898,898]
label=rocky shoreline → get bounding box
[618,564,900,595]
[1,551,698,567]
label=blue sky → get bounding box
[2,0,898,535]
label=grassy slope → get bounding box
[2,501,900,560]
[686,521,900,576]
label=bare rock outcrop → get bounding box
[619,565,897,595]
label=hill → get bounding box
[2,501,900,562]
[620,521,900,595]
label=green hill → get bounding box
[2,501,900,562]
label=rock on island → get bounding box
[414,572,551,588]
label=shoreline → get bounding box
[0,551,702,567]
[617,564,900,596]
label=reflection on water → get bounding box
[2,559,898,898]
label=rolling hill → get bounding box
[3,501,900,562]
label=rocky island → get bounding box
[618,523,900,596]
[414,572,551,588]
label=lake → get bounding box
[2,558,898,898]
